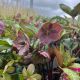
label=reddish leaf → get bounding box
[69,63,80,72]
[37,22,63,45]
[70,68,80,72]
[39,51,50,59]
[13,31,30,55]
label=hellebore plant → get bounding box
[13,30,30,56]
[0,15,65,80]
[38,21,64,64]
[37,22,63,45]
[0,3,80,79]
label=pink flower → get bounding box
[13,31,30,56]
[37,22,63,45]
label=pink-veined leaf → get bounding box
[39,51,50,59]
[63,68,80,80]
[37,22,63,45]
[13,31,30,55]
[69,63,80,72]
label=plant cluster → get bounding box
[0,3,80,80]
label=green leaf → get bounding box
[61,30,67,37]
[0,39,12,47]
[77,15,80,27]
[60,44,65,55]
[31,74,42,80]
[60,44,76,66]
[0,38,12,51]
[13,52,22,62]
[5,60,14,67]
[72,3,80,18]
[63,68,80,80]
[63,38,72,49]
[63,38,78,51]
[60,4,72,16]
[70,63,80,68]
[63,53,76,67]
[6,66,15,73]
[19,74,24,80]
[22,23,38,38]
[10,73,20,80]
[29,23,38,33]
[68,58,77,64]
[71,42,78,51]
[50,16,69,26]
[4,19,14,27]
[22,26,35,38]
[27,64,35,75]
[22,67,27,77]
[33,39,40,49]
[63,51,71,66]
[4,60,14,73]
[14,24,21,30]
[3,73,12,80]
[0,70,4,80]
[0,70,3,75]
[22,67,32,78]
[0,45,10,51]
